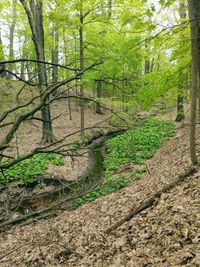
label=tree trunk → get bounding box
[67,86,72,120]
[52,24,59,96]
[144,44,151,75]
[175,1,186,122]
[145,59,150,74]
[96,80,103,114]
[95,0,112,114]
[108,0,112,19]
[175,93,185,122]
[79,0,84,138]
[8,0,17,79]
[20,0,54,143]
[187,0,200,164]
[63,28,73,120]
[0,32,6,78]
[20,38,27,80]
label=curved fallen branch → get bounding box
[0,130,125,231]
[0,180,102,232]
[105,167,196,234]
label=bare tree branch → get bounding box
[0,58,86,71]
[0,61,103,164]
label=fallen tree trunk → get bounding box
[105,167,196,234]
[0,181,102,232]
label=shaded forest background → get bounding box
[1,0,196,170]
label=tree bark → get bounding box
[95,0,112,114]
[79,0,85,138]
[63,30,73,120]
[175,93,185,122]
[0,32,6,78]
[96,80,103,114]
[8,0,17,79]
[108,0,112,19]
[188,0,200,164]
[52,24,59,96]
[175,1,186,122]
[20,38,28,80]
[19,0,54,143]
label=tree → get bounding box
[95,0,113,115]
[79,0,85,137]
[19,0,54,143]
[0,32,6,77]
[187,0,200,164]
[51,23,59,96]
[175,0,187,122]
[0,58,101,169]
[8,0,17,79]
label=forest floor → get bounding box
[1,99,109,181]
[0,108,199,266]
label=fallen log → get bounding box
[105,167,196,234]
[0,181,102,232]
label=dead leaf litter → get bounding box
[0,120,200,266]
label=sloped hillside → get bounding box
[0,125,199,267]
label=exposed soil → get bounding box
[0,117,199,266]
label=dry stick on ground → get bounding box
[0,245,24,261]
[105,167,196,234]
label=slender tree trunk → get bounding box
[63,29,73,120]
[20,60,25,81]
[79,0,84,138]
[188,0,200,164]
[144,44,151,75]
[67,86,72,120]
[73,35,79,112]
[156,54,161,72]
[26,61,32,81]
[8,0,17,79]
[175,92,185,122]
[52,24,59,96]
[95,0,113,114]
[96,80,103,114]
[175,1,186,122]
[20,0,54,143]
[20,38,27,80]
[145,59,150,74]
[108,0,112,19]
[122,60,126,112]
[0,33,6,78]
[111,75,116,110]
[150,58,154,72]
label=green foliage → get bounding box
[71,119,175,208]
[109,112,136,127]
[104,119,175,176]
[0,153,64,184]
[159,0,175,7]
[71,175,129,208]
[71,129,105,149]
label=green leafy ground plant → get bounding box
[0,153,64,184]
[104,119,175,176]
[71,119,175,208]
